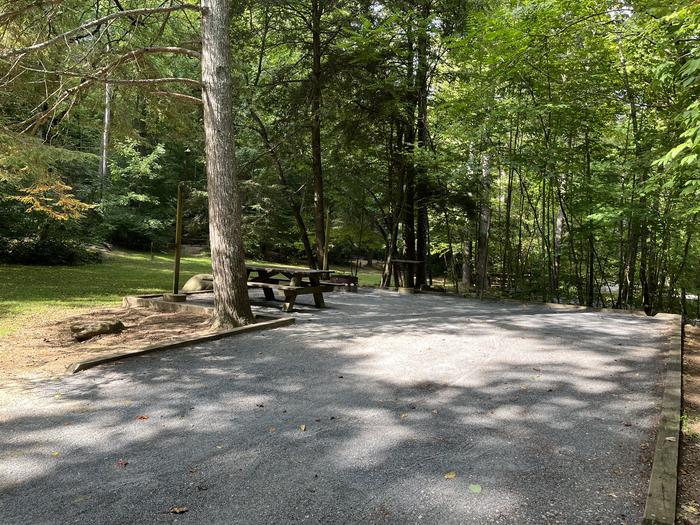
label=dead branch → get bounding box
[152,90,202,104]
[0,4,201,59]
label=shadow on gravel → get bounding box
[0,290,670,524]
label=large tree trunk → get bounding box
[477,153,492,296]
[311,0,326,269]
[201,0,253,327]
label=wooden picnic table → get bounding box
[246,265,334,312]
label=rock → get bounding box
[181,274,214,292]
[70,320,125,342]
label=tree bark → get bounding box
[311,0,326,269]
[98,82,112,201]
[201,0,253,327]
[414,0,430,288]
[617,39,644,309]
[477,153,492,296]
[461,221,473,291]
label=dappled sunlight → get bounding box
[0,290,672,523]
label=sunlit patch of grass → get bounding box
[0,250,384,336]
[0,250,212,336]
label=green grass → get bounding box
[0,250,382,336]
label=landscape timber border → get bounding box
[641,316,682,525]
[68,294,295,374]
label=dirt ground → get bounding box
[0,306,215,385]
[679,324,700,524]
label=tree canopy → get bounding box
[0,0,698,316]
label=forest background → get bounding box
[1,0,698,316]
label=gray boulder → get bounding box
[181,273,214,292]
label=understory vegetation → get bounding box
[1,0,698,316]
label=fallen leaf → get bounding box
[468,484,482,494]
[136,415,149,421]
[607,493,617,498]
[682,503,699,514]
[170,506,188,514]
[400,413,409,419]
[444,471,457,479]
[51,451,60,457]
[640,443,649,449]
[665,436,677,442]
[269,427,277,433]
[116,459,128,468]
[299,424,306,432]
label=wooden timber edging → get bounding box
[69,296,295,373]
[642,317,683,525]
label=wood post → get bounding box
[172,181,185,294]
[323,207,331,271]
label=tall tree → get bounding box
[201,0,254,326]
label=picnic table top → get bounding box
[246,264,335,275]
[391,259,423,264]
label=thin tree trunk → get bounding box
[477,153,491,296]
[618,39,644,308]
[503,121,517,291]
[414,0,430,288]
[311,0,325,268]
[201,0,253,327]
[584,132,595,307]
[461,221,473,292]
[249,109,316,267]
[98,82,112,201]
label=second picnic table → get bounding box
[246,264,334,312]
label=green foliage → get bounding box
[0,0,696,314]
[100,139,173,248]
[0,129,100,264]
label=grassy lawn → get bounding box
[0,250,382,336]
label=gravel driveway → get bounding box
[0,289,673,524]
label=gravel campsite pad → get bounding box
[0,289,673,524]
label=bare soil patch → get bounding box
[679,324,700,524]
[0,306,214,384]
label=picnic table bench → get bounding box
[321,274,358,292]
[246,265,334,312]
